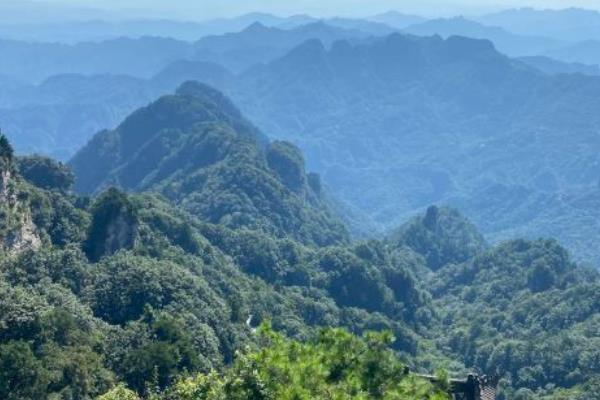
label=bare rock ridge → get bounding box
[0,134,41,253]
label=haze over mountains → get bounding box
[2,81,599,400]
[1,3,600,399]
[3,11,600,265]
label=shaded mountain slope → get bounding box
[70,82,347,246]
[2,128,600,399]
[216,34,600,265]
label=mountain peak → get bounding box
[274,38,328,69]
[243,21,270,33]
[70,84,347,246]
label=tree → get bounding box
[0,341,49,400]
[17,155,75,192]
[0,133,13,163]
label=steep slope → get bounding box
[221,34,600,265]
[429,239,600,399]
[387,207,600,399]
[0,73,159,159]
[389,206,487,271]
[3,129,599,398]
[1,133,437,398]
[70,82,347,246]
[0,135,41,253]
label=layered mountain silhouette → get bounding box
[70,82,347,246]
[0,36,193,82]
[4,26,600,264]
[403,17,560,56]
[192,21,375,72]
[217,34,600,265]
[477,7,600,42]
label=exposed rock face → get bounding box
[0,152,42,254]
[2,212,42,253]
[99,211,137,260]
[84,188,138,262]
[1,169,10,201]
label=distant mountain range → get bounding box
[4,10,600,84]
[0,36,193,83]
[368,11,426,29]
[210,34,600,266]
[4,19,600,265]
[193,21,377,72]
[403,17,561,56]
[517,55,600,76]
[477,7,600,42]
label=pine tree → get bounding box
[0,131,14,163]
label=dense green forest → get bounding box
[1,85,599,399]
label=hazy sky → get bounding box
[19,0,600,20]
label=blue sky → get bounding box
[19,0,600,20]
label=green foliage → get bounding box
[266,141,307,193]
[0,133,13,168]
[1,95,598,400]
[70,83,348,247]
[84,188,138,262]
[162,325,450,400]
[122,315,202,393]
[97,384,139,400]
[428,239,600,398]
[17,155,75,192]
[391,206,487,271]
[0,341,49,400]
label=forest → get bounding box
[0,83,598,399]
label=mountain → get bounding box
[518,55,600,76]
[369,11,426,29]
[477,7,600,42]
[0,73,159,160]
[544,39,600,67]
[193,21,375,72]
[0,0,115,24]
[388,206,488,271]
[2,114,600,399]
[0,36,193,83]
[0,20,378,159]
[70,82,347,246]
[323,17,395,36]
[403,17,560,56]
[0,19,228,43]
[213,34,600,266]
[0,120,438,397]
[427,237,600,399]
[6,31,600,265]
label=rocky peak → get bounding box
[0,134,42,254]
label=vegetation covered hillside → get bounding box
[1,132,439,399]
[2,86,600,399]
[220,34,600,266]
[6,28,600,268]
[70,82,347,246]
